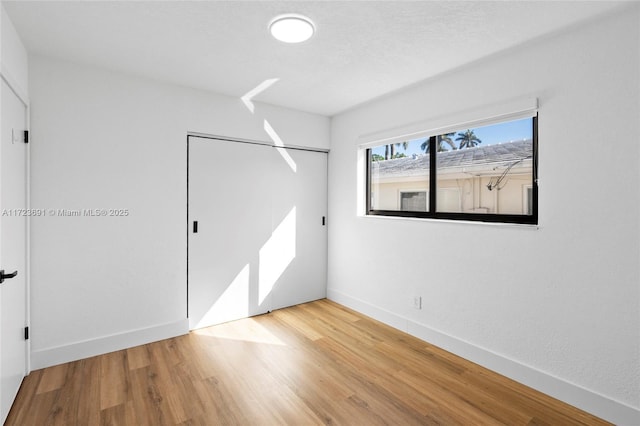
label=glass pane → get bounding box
[436,117,534,215]
[400,191,427,212]
[369,138,430,212]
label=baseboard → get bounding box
[31,319,189,370]
[327,289,640,425]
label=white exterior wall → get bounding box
[375,180,429,211]
[373,174,531,214]
[28,55,330,369]
[328,6,639,424]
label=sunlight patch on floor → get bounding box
[194,317,287,346]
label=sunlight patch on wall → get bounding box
[259,206,296,305]
[240,78,279,114]
[194,263,250,329]
[264,120,297,172]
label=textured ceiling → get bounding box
[2,1,625,116]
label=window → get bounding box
[367,116,538,224]
[400,191,427,211]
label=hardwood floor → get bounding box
[7,299,609,425]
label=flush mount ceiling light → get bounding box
[269,14,315,43]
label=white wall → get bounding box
[328,6,639,425]
[1,4,28,99]
[28,55,330,368]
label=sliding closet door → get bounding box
[188,136,327,330]
[188,139,274,329]
[269,148,327,311]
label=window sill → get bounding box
[359,213,540,230]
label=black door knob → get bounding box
[0,270,18,284]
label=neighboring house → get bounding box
[370,139,533,215]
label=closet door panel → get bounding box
[188,138,275,329]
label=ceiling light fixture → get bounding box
[269,14,315,43]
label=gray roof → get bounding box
[372,139,532,178]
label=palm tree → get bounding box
[388,141,410,159]
[439,133,456,151]
[456,129,482,149]
[420,133,456,153]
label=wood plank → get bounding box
[126,344,150,370]
[100,350,129,410]
[5,299,612,426]
[270,307,324,341]
[36,363,68,394]
[128,365,173,425]
[65,357,102,425]
[100,403,126,426]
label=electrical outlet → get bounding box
[413,296,422,310]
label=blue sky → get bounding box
[372,117,533,157]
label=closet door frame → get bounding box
[187,133,328,330]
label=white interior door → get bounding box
[0,79,28,423]
[188,136,327,329]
